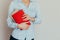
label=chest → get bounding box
[26,3,36,17]
[15,3,36,17]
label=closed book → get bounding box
[12,9,31,25]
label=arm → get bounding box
[7,2,18,28]
[7,2,30,29]
[22,11,41,24]
[33,4,41,24]
[7,16,18,28]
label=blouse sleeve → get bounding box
[7,2,18,28]
[33,3,41,24]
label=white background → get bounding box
[0,0,60,40]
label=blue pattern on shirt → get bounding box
[7,0,41,40]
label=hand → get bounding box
[22,14,35,22]
[17,22,30,30]
[22,14,31,21]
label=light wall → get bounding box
[0,0,13,40]
[0,0,60,40]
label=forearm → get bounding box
[30,16,41,24]
[7,16,18,28]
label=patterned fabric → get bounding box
[7,0,41,40]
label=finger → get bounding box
[23,14,27,16]
[22,16,27,19]
[23,18,27,21]
[24,22,29,23]
[23,18,29,21]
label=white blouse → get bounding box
[7,0,41,40]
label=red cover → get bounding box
[12,9,31,25]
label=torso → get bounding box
[12,1,36,40]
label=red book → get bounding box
[11,9,31,25]
[11,9,31,30]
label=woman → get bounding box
[7,0,41,40]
